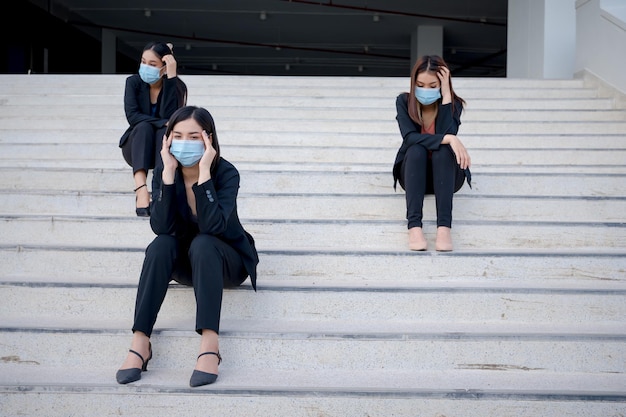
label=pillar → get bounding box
[101,29,116,74]
[507,0,576,78]
[410,26,443,70]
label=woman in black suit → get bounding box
[119,41,187,217]
[116,106,259,387]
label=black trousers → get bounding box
[121,121,166,174]
[398,144,463,229]
[132,234,247,337]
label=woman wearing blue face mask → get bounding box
[119,41,188,217]
[116,106,259,387]
[393,55,471,251]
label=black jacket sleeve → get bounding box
[193,168,239,235]
[149,162,178,235]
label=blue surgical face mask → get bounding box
[170,140,205,167]
[414,87,441,105]
[138,63,163,84]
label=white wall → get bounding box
[576,0,626,93]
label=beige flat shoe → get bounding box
[408,227,428,251]
[435,227,453,252]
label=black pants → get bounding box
[121,122,166,174]
[132,234,247,337]
[398,144,464,229]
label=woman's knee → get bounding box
[146,235,178,258]
[405,144,428,161]
[431,146,455,165]
[188,235,222,260]
[130,122,155,141]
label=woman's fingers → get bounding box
[202,130,212,147]
[162,133,171,151]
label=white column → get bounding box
[507,0,576,79]
[101,29,116,74]
[544,0,576,78]
[410,26,443,70]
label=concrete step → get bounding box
[2,366,624,417]
[2,143,626,166]
[2,246,625,284]
[2,284,625,327]
[2,95,619,110]
[2,130,625,152]
[2,326,624,374]
[1,215,624,250]
[2,191,625,223]
[1,169,625,196]
[1,73,588,88]
[2,115,626,134]
[3,104,626,121]
[0,76,601,97]
[3,84,606,100]
[2,158,626,174]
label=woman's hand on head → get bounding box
[437,66,452,103]
[198,130,216,183]
[162,54,178,79]
[160,133,178,184]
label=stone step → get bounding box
[1,246,624,284]
[1,327,624,374]
[2,158,626,174]
[0,73,587,87]
[3,104,626,121]
[2,130,625,151]
[2,84,604,99]
[2,284,625,327]
[2,366,624,417]
[2,143,625,166]
[2,115,625,134]
[0,77,601,98]
[1,191,625,223]
[1,169,624,196]
[0,216,624,250]
[2,95,618,110]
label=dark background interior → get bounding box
[6,0,508,77]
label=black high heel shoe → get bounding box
[116,342,152,384]
[134,184,150,217]
[189,351,222,387]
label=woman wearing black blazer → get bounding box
[116,106,259,388]
[119,41,187,217]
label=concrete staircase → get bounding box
[0,74,625,416]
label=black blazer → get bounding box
[393,92,464,189]
[150,158,259,290]
[119,74,188,148]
